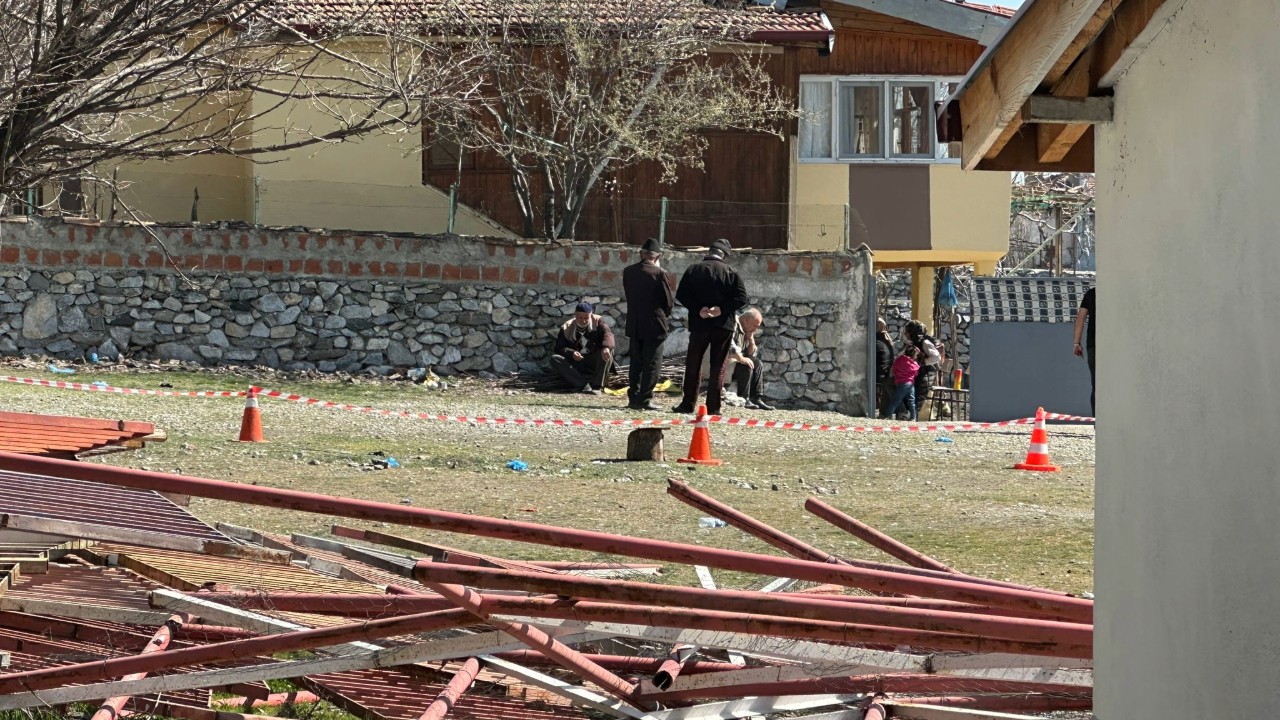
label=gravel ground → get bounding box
[0,358,1095,592]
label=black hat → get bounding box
[710,238,732,256]
[575,301,593,314]
[641,238,662,253]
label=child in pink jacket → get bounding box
[881,345,920,421]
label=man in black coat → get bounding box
[550,302,615,394]
[622,238,674,411]
[674,238,748,416]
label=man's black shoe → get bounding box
[751,398,775,411]
[672,404,695,414]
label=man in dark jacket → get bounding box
[674,238,748,415]
[622,238,674,411]
[550,302,615,394]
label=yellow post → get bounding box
[973,258,998,276]
[911,265,935,326]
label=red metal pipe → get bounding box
[492,651,741,675]
[891,694,1093,712]
[863,699,886,720]
[90,614,186,720]
[469,595,1091,658]
[0,608,474,695]
[213,692,321,708]
[641,674,1090,703]
[667,480,840,563]
[0,452,1091,622]
[804,498,955,573]
[651,645,695,691]
[419,657,481,720]
[424,581,650,709]
[412,564,1093,649]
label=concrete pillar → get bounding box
[973,259,998,276]
[911,266,934,325]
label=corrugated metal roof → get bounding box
[0,411,157,456]
[0,469,229,544]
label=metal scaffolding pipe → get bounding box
[469,595,1091,658]
[423,581,649,709]
[418,657,481,720]
[891,694,1093,713]
[0,607,474,695]
[805,498,955,573]
[412,564,1093,649]
[862,698,886,720]
[651,645,696,691]
[492,651,740,676]
[641,674,1090,703]
[667,480,839,563]
[0,452,1091,622]
[89,614,187,720]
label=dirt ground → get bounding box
[0,362,1095,593]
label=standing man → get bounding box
[1073,286,1095,415]
[550,302,615,394]
[674,238,748,416]
[729,308,774,411]
[622,238,674,411]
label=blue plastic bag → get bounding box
[506,460,528,472]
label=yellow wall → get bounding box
[107,154,252,223]
[927,163,1011,255]
[791,161,850,252]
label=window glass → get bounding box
[798,81,833,159]
[892,84,933,156]
[838,83,882,157]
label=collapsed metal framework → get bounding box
[0,451,1092,720]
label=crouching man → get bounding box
[549,302,615,394]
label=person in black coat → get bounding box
[673,238,748,415]
[550,302,616,393]
[622,238,675,411]
[875,317,895,415]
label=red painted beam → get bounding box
[492,651,741,676]
[469,595,1091,658]
[0,608,474,695]
[805,498,956,573]
[667,480,840,563]
[419,657,480,720]
[213,691,321,708]
[424,581,650,709]
[641,674,1091,703]
[652,645,695,691]
[0,452,1092,622]
[90,614,187,720]
[412,564,1093,650]
[863,698,887,720]
[190,592,455,617]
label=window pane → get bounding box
[892,84,933,156]
[798,81,832,159]
[838,84,882,157]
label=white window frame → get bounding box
[799,75,962,165]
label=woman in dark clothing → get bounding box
[875,318,895,416]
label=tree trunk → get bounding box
[626,428,665,462]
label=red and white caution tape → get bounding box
[0,374,1095,431]
[0,375,247,398]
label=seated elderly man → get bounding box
[728,307,773,410]
[549,302,615,394]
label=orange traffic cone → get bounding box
[678,405,723,466]
[1014,407,1058,472]
[237,387,266,443]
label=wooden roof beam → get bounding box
[954,0,1110,170]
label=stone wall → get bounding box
[0,217,873,413]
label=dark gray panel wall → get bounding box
[970,322,1093,422]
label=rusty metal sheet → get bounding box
[0,411,157,456]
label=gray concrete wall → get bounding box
[1096,0,1280,716]
[968,323,1091,422]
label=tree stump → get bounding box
[626,428,665,462]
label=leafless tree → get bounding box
[0,0,479,215]
[429,0,798,240]
[1006,172,1095,273]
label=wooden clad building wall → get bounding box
[422,6,987,249]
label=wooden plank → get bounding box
[1096,0,1188,88]
[1021,96,1113,124]
[0,597,174,625]
[0,514,211,554]
[480,656,660,720]
[957,0,1108,169]
[975,125,1096,172]
[1041,2,1120,87]
[886,703,1054,720]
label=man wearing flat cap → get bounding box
[674,238,748,415]
[622,238,675,411]
[550,301,615,394]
